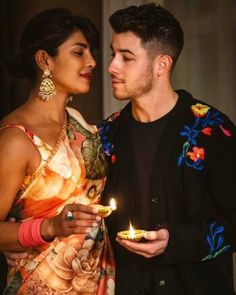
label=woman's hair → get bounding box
[8,8,99,85]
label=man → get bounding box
[99,3,236,294]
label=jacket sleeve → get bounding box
[158,115,236,266]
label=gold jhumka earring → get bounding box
[38,69,56,101]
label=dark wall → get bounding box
[164,0,236,123]
[0,0,103,125]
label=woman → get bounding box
[0,8,115,294]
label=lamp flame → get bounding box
[129,222,136,238]
[110,198,117,210]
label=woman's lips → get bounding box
[80,73,92,80]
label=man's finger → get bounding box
[145,229,169,241]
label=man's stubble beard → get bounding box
[113,62,154,101]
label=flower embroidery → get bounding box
[178,103,232,170]
[187,146,205,162]
[191,103,210,118]
[98,112,120,164]
[202,127,212,136]
[219,125,232,137]
[202,222,230,261]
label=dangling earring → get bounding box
[38,69,56,101]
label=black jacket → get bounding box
[100,90,236,295]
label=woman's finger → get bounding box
[66,219,99,229]
[65,203,98,215]
[68,211,101,221]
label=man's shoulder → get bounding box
[99,103,130,132]
[178,89,235,127]
[98,111,121,142]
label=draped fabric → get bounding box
[3,107,115,295]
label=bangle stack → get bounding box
[18,218,49,248]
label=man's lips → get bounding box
[111,77,124,84]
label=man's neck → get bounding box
[131,86,178,123]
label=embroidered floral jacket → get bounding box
[99,90,236,295]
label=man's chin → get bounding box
[112,92,129,101]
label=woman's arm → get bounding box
[0,128,35,251]
[0,128,100,252]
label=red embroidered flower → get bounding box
[202,127,212,136]
[219,125,232,137]
[108,112,120,122]
[111,154,116,164]
[187,146,205,162]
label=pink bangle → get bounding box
[18,218,48,248]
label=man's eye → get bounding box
[123,56,132,61]
[110,52,115,58]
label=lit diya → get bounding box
[93,198,117,218]
[118,222,146,242]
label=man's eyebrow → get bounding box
[110,44,135,56]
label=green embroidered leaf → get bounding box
[3,272,22,295]
[182,141,190,156]
[67,129,76,140]
[82,138,107,179]
[68,114,107,179]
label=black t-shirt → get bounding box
[129,114,169,229]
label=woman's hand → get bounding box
[4,205,101,265]
[5,251,28,267]
[41,203,101,240]
[116,228,169,258]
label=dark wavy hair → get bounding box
[109,3,183,67]
[8,8,99,85]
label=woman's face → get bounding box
[50,30,96,96]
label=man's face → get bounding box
[108,31,154,101]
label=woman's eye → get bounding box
[74,51,83,56]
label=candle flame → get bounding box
[110,198,117,210]
[129,222,136,238]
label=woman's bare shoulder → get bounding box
[0,126,35,159]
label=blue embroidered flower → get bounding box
[178,103,231,170]
[202,222,230,261]
[98,112,120,164]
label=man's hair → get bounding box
[109,3,184,67]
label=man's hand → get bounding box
[116,228,169,258]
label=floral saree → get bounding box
[3,107,115,295]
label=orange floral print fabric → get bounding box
[5,107,115,295]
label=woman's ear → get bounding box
[35,50,51,71]
[154,54,173,77]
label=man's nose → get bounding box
[108,57,118,74]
